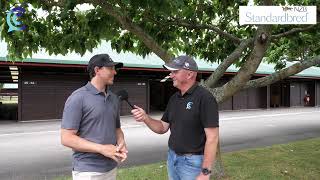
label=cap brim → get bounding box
[105,62,123,69]
[163,64,179,71]
[115,62,123,69]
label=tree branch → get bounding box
[271,25,317,40]
[214,25,272,103]
[243,55,320,89]
[211,0,274,102]
[204,38,254,88]
[166,19,241,44]
[88,0,173,62]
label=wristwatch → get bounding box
[201,168,212,175]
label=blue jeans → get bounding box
[167,148,203,180]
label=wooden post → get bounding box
[267,85,270,109]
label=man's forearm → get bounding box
[116,128,125,145]
[61,131,102,153]
[61,129,124,162]
[144,117,167,134]
[202,131,219,169]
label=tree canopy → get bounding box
[0,0,320,103]
[1,1,319,178]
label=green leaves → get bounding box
[266,23,320,71]
[0,0,318,70]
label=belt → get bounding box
[175,151,203,156]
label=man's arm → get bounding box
[202,127,219,169]
[61,129,125,162]
[131,105,169,134]
[116,128,125,146]
[197,127,219,179]
[115,128,128,162]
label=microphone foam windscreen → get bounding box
[116,89,129,101]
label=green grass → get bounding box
[55,138,320,180]
[222,138,320,180]
[117,162,168,180]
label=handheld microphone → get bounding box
[116,89,134,109]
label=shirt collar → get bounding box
[178,83,198,97]
[85,82,110,97]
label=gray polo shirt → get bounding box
[62,82,121,172]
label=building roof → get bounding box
[1,40,320,78]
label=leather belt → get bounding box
[175,151,203,156]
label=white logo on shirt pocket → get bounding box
[186,102,193,110]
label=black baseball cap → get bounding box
[163,55,198,71]
[87,54,123,72]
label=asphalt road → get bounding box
[0,107,319,180]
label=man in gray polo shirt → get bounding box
[61,54,128,180]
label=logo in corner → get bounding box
[6,5,27,32]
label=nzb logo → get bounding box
[6,5,27,32]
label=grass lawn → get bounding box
[56,137,320,180]
[221,138,320,180]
